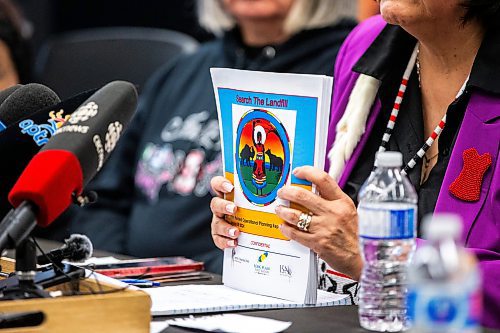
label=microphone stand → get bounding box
[0,201,86,300]
[0,202,55,299]
[0,239,50,300]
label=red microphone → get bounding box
[0,81,138,251]
[0,88,95,218]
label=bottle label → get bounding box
[407,284,481,330]
[358,206,416,239]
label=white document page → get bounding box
[145,284,349,316]
[166,314,291,333]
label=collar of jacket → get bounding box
[327,16,499,244]
[221,19,356,71]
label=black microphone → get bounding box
[0,88,95,218]
[37,234,93,265]
[0,81,138,253]
[0,83,60,132]
[0,85,22,117]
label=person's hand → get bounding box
[210,176,240,250]
[275,166,362,280]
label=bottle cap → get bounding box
[423,213,463,241]
[375,151,403,167]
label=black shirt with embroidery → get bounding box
[343,23,500,235]
[69,21,356,273]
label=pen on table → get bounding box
[119,279,160,287]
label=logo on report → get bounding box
[230,248,250,267]
[254,251,271,276]
[235,109,291,206]
[19,109,70,146]
[280,265,293,280]
[258,251,269,263]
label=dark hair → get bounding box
[0,0,32,83]
[462,0,500,29]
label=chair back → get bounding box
[35,27,199,98]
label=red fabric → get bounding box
[449,148,492,202]
[253,143,266,182]
[9,150,83,226]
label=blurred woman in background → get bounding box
[71,0,357,274]
[0,0,31,89]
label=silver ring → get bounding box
[297,212,312,232]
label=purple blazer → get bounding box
[326,16,500,328]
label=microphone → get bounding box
[37,234,93,265]
[0,88,95,218]
[0,84,60,132]
[0,85,22,112]
[0,81,138,252]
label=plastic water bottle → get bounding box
[357,151,417,332]
[407,214,481,333]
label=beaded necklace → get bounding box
[377,44,468,177]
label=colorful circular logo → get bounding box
[235,109,290,206]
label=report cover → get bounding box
[211,68,332,304]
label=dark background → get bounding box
[14,0,213,50]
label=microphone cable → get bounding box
[32,237,130,297]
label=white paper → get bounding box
[145,284,349,316]
[166,314,291,333]
[150,321,169,333]
[65,256,121,266]
[83,269,140,291]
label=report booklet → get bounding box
[211,68,333,304]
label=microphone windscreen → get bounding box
[0,84,22,105]
[0,84,61,127]
[65,234,93,262]
[0,85,22,130]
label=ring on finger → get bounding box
[297,212,313,232]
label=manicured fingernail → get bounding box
[292,167,300,175]
[277,188,283,197]
[227,240,236,247]
[226,203,236,214]
[222,182,234,193]
[228,228,237,237]
[275,205,282,214]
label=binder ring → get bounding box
[297,212,313,232]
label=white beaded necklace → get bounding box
[377,44,468,177]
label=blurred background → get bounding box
[16,0,213,50]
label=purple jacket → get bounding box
[326,16,500,328]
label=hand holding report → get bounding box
[211,68,333,304]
